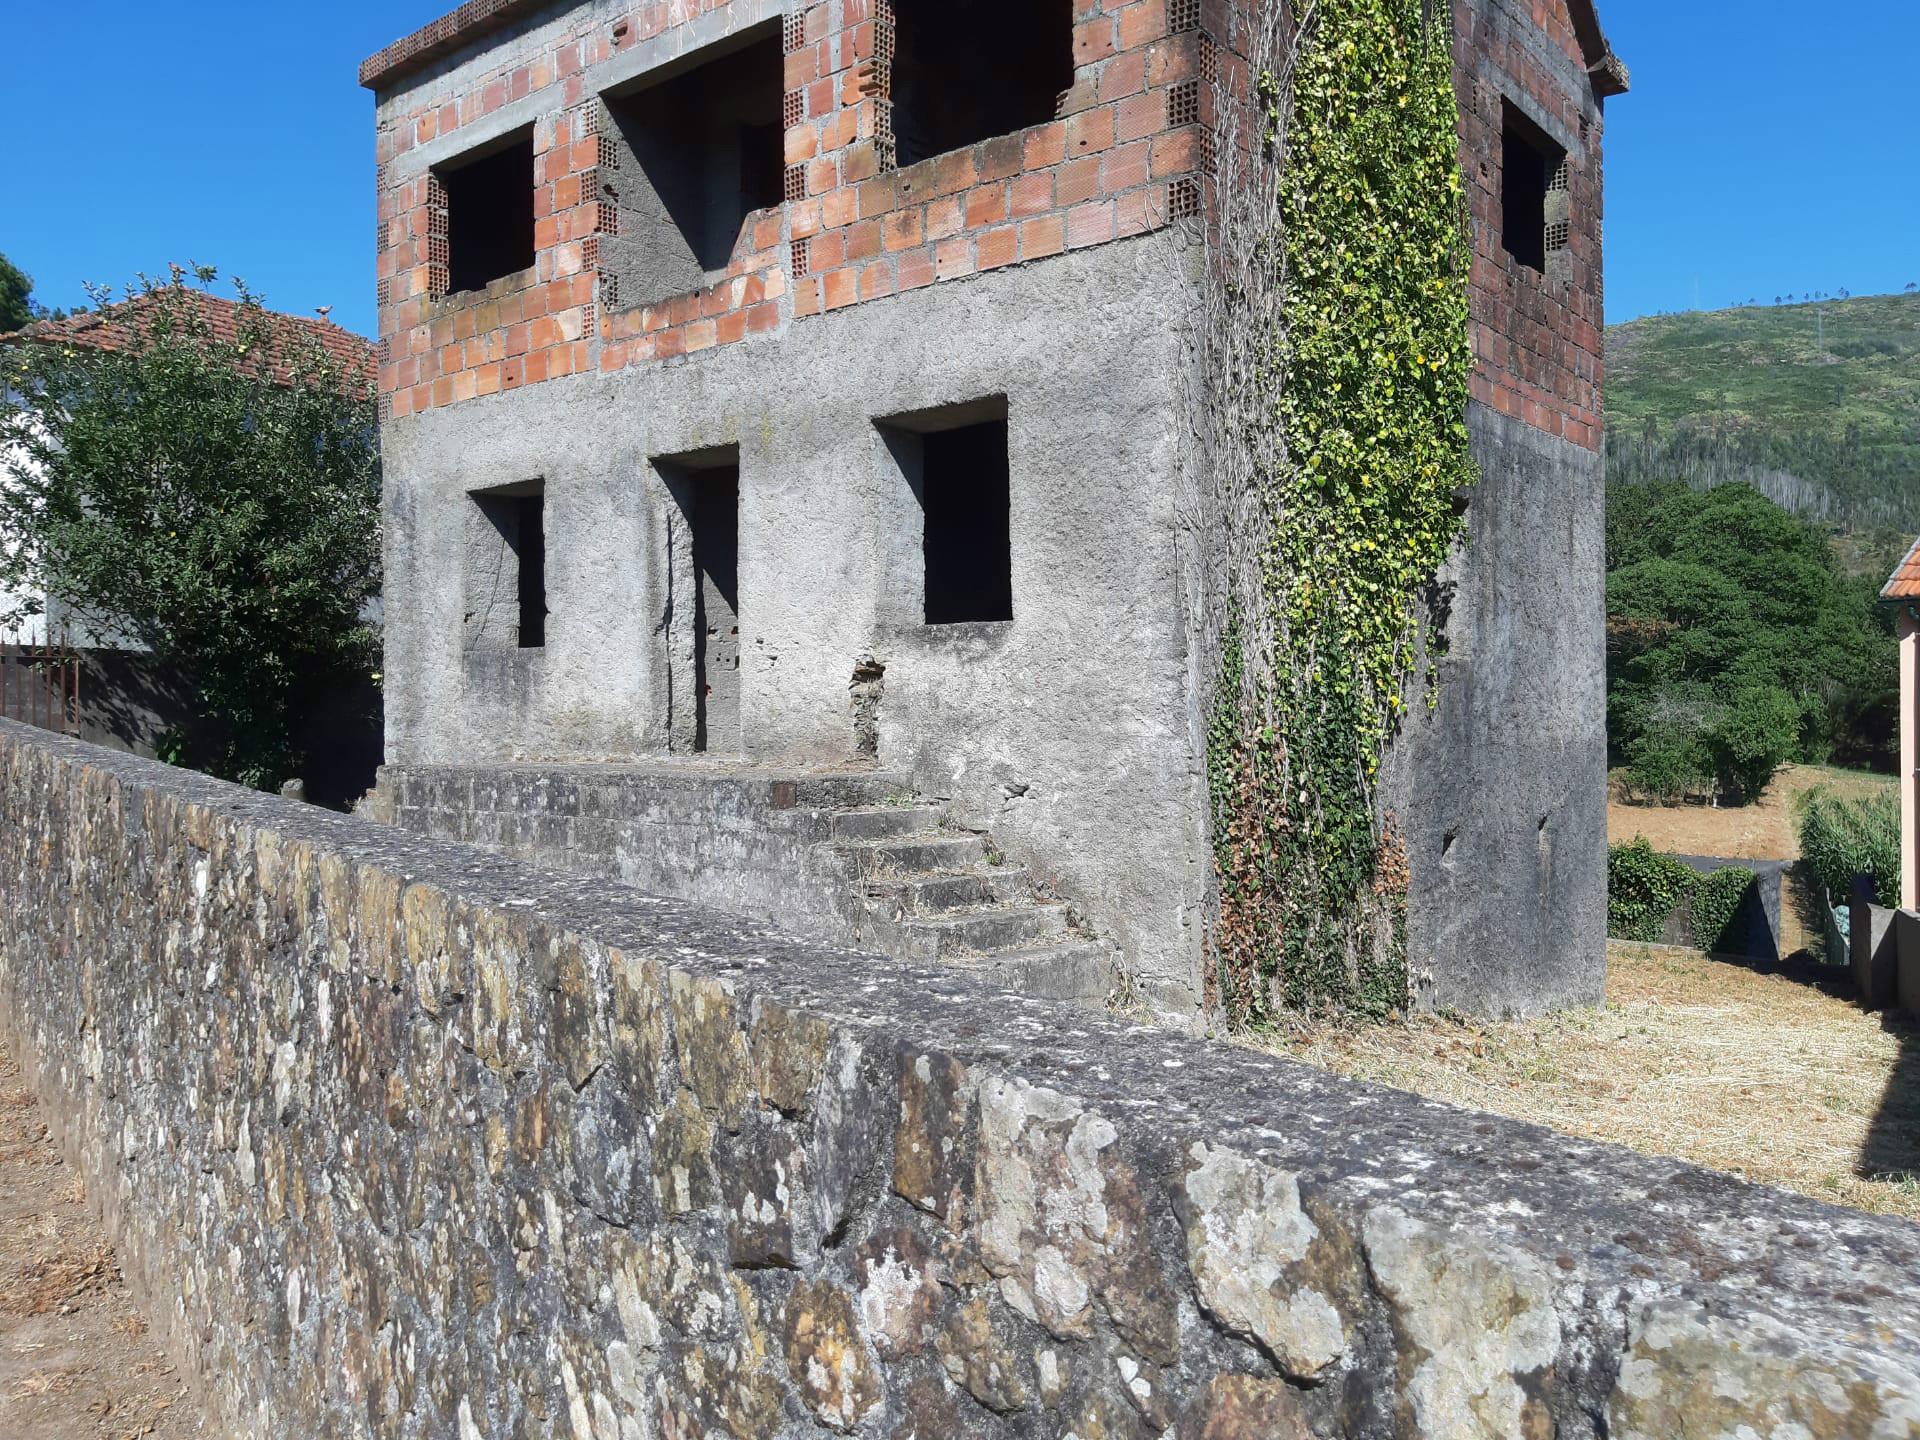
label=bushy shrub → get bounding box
[1622,721,1712,803]
[1,270,379,790]
[1608,839,1699,942]
[1798,788,1900,907]
[1707,688,1799,802]
[1690,866,1756,954]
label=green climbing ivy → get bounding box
[1209,0,1474,1021]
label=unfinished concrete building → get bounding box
[365,0,1626,1018]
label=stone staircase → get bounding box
[819,800,1114,1005]
[374,763,1117,1009]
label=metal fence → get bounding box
[0,634,81,737]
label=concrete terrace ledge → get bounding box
[1,719,1917,1438]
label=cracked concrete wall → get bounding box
[383,234,1211,1010]
[4,722,1918,1438]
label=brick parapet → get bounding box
[371,0,1221,417]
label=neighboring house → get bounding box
[1881,539,1920,911]
[0,293,378,790]
[0,395,46,645]
[363,0,1625,1018]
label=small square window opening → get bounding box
[888,0,1074,169]
[466,481,548,651]
[600,29,785,309]
[1500,100,1568,275]
[436,129,537,295]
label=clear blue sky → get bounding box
[2,2,1915,335]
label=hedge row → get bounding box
[1607,838,1755,954]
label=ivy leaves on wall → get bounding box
[1209,0,1474,1022]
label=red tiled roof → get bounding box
[1883,537,1920,602]
[359,0,1626,94]
[1,289,375,390]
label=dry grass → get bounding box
[1608,762,1895,863]
[1253,942,1920,1222]
[1608,763,1898,954]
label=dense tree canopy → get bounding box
[0,253,33,334]
[0,271,380,790]
[1607,481,1895,802]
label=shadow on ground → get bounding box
[1863,1008,1920,1185]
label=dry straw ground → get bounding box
[1607,762,1894,862]
[1259,942,1920,1222]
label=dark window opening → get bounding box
[1501,100,1566,275]
[515,494,547,648]
[468,481,547,650]
[439,130,537,294]
[913,418,1013,625]
[890,0,1074,169]
[658,452,741,753]
[602,30,785,307]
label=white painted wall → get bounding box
[0,390,47,645]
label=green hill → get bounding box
[1605,292,1920,540]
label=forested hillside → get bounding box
[1606,292,1920,536]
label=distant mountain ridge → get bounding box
[1604,291,1920,533]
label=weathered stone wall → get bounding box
[5,719,1919,1439]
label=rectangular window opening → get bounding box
[879,403,1014,626]
[890,0,1074,169]
[656,450,741,754]
[437,128,537,295]
[466,481,547,651]
[1500,100,1567,275]
[601,28,785,310]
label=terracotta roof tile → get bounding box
[1,290,375,390]
[1882,537,1920,602]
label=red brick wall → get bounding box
[373,0,1217,418]
[1455,0,1606,452]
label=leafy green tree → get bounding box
[0,270,379,789]
[0,253,33,333]
[1606,481,1896,800]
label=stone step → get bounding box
[872,867,1035,915]
[829,805,950,842]
[839,832,989,876]
[944,942,1114,1008]
[781,772,915,809]
[897,903,1072,961]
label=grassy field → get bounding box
[1254,943,1920,1222]
[1606,291,1920,529]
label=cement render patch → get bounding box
[3,721,1918,1438]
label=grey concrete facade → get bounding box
[1383,406,1608,1016]
[384,236,1213,1011]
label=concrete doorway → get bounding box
[657,450,741,754]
